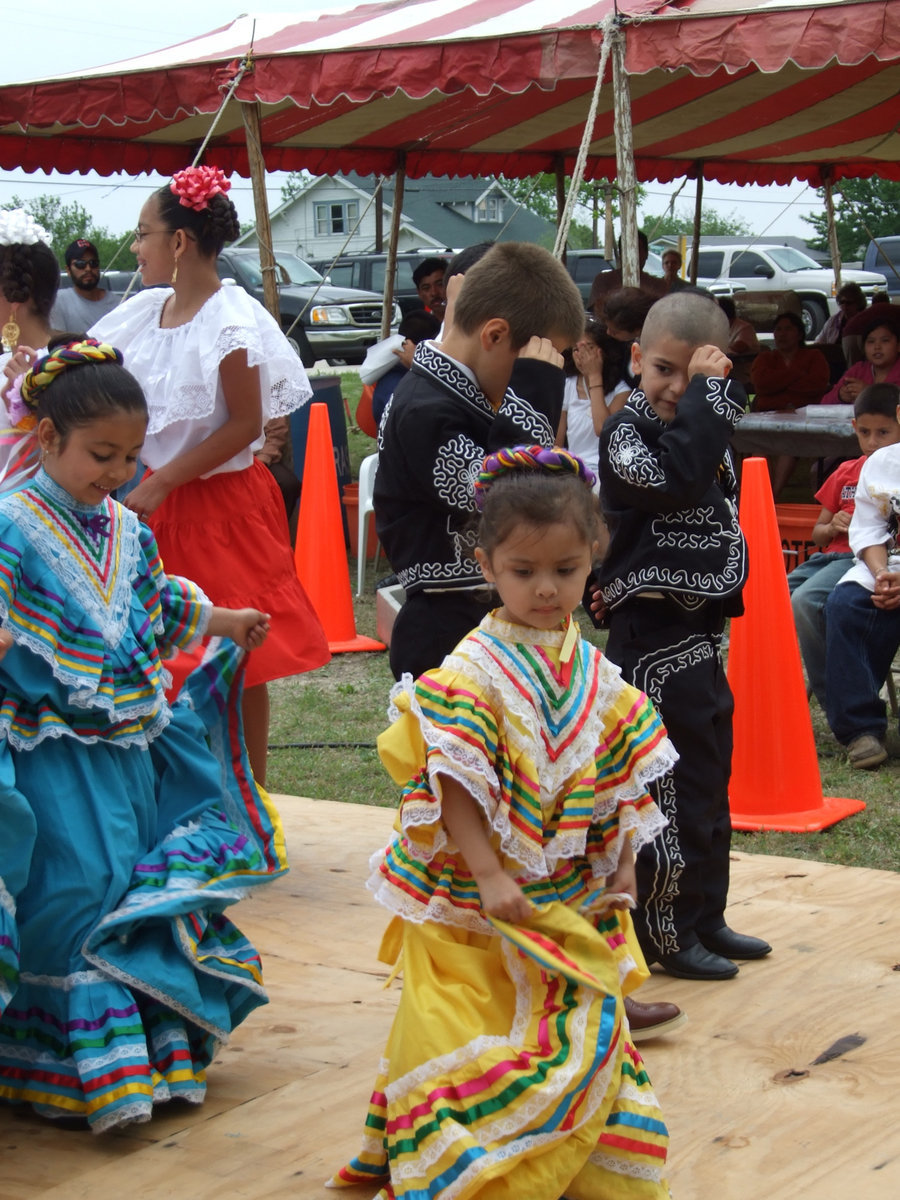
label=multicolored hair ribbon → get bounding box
[170,165,231,212]
[474,445,596,510]
[9,340,124,430]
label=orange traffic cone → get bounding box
[727,457,864,831]
[294,403,385,654]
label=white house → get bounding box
[237,173,553,259]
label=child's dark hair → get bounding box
[398,309,441,344]
[475,446,600,555]
[155,183,240,258]
[21,340,147,442]
[445,242,494,279]
[604,287,655,338]
[854,382,900,420]
[0,240,60,319]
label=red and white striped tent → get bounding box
[0,0,898,187]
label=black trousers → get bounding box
[606,598,734,958]
[389,588,494,681]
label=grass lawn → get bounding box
[270,370,900,874]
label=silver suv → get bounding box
[692,244,887,337]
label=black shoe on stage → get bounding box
[700,927,772,961]
[654,943,739,981]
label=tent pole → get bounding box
[823,170,843,291]
[690,164,704,285]
[375,176,384,253]
[555,157,566,250]
[611,21,638,287]
[381,157,405,340]
[240,100,280,325]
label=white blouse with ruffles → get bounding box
[90,284,312,476]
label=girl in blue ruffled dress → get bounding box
[0,340,288,1131]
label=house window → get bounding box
[475,195,502,223]
[315,201,359,236]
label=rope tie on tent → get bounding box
[553,13,616,258]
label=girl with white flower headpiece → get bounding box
[89,167,329,783]
[0,209,58,492]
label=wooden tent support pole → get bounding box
[240,100,280,324]
[375,176,384,253]
[690,165,704,285]
[611,22,638,287]
[381,158,405,340]
[823,171,843,292]
[555,157,566,253]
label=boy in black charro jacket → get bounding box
[375,242,585,682]
[598,291,772,981]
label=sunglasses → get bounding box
[71,258,100,270]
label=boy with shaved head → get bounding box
[598,291,772,981]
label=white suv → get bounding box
[692,244,887,337]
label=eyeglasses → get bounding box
[71,258,99,270]
[133,229,173,243]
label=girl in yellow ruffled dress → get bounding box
[330,446,676,1199]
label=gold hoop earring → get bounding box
[1,304,20,352]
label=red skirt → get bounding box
[147,459,330,691]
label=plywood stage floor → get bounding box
[3,795,899,1200]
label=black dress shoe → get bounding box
[700,927,772,960]
[654,943,739,981]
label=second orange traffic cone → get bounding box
[727,457,864,831]
[294,403,385,654]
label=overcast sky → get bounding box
[0,1,826,248]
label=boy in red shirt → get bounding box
[789,382,900,707]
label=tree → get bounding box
[499,175,646,250]
[1,194,132,269]
[280,171,311,205]
[802,177,900,261]
[641,206,754,239]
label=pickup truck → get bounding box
[691,244,887,337]
[216,248,400,367]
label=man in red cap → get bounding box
[49,238,120,331]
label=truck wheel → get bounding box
[801,299,827,339]
[281,322,316,369]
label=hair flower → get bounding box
[170,166,231,213]
[4,374,36,432]
[0,208,52,248]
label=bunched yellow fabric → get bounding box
[329,612,676,1198]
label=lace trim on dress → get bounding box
[90,286,312,434]
[402,616,674,875]
[0,689,172,754]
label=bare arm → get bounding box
[206,606,271,649]
[439,774,532,921]
[812,505,851,547]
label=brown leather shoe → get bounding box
[624,995,687,1042]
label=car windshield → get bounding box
[273,254,324,285]
[229,253,323,287]
[765,247,822,273]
